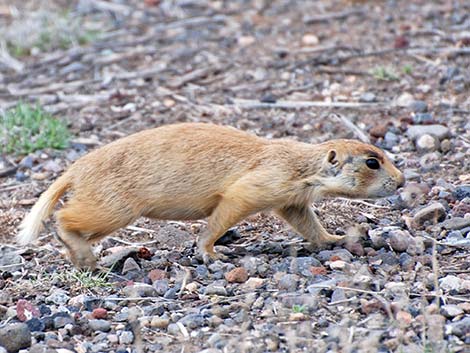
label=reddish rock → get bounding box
[310,266,327,276]
[138,247,152,260]
[394,35,409,49]
[92,308,108,319]
[148,269,167,283]
[16,299,40,322]
[396,310,413,325]
[369,123,390,138]
[225,267,249,283]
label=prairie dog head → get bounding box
[316,140,405,199]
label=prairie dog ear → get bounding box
[327,150,338,166]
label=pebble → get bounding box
[412,203,446,227]
[153,279,169,296]
[204,281,228,296]
[150,316,170,329]
[454,185,470,201]
[92,308,108,319]
[224,267,249,283]
[447,317,470,338]
[396,92,414,107]
[178,314,205,329]
[119,331,134,344]
[167,323,181,336]
[410,100,428,113]
[241,277,265,291]
[121,257,140,275]
[412,113,433,124]
[148,269,167,283]
[317,249,353,262]
[15,171,28,181]
[407,125,450,141]
[122,283,157,297]
[0,247,24,272]
[277,274,299,292]
[439,275,462,292]
[53,314,74,329]
[25,317,45,332]
[441,217,470,230]
[0,323,31,352]
[16,299,40,322]
[441,304,464,318]
[301,34,319,46]
[88,319,111,332]
[46,290,70,305]
[290,257,321,276]
[329,260,347,270]
[416,134,439,152]
[359,92,376,103]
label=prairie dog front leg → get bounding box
[276,205,344,246]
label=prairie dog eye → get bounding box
[366,158,380,170]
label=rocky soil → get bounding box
[0,0,469,352]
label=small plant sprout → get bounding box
[292,304,306,314]
[371,66,400,81]
[70,269,113,289]
[0,102,70,155]
[402,64,413,75]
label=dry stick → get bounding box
[231,98,387,110]
[303,8,365,24]
[330,113,371,144]
[431,240,442,308]
[167,64,228,89]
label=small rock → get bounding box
[122,283,157,298]
[16,299,40,322]
[119,331,134,344]
[153,279,169,296]
[277,274,299,292]
[25,318,45,332]
[290,257,321,276]
[0,247,24,272]
[92,308,107,320]
[454,185,470,201]
[396,92,414,107]
[302,34,319,46]
[440,139,452,153]
[413,203,446,227]
[439,275,462,292]
[238,36,255,46]
[447,317,470,338]
[224,267,249,283]
[15,171,28,182]
[148,269,167,283]
[163,287,177,300]
[407,125,450,141]
[416,134,439,152]
[389,229,413,252]
[317,249,353,262]
[329,260,347,270]
[46,289,70,305]
[178,314,205,329]
[121,257,140,275]
[310,266,327,276]
[204,281,228,296]
[331,288,346,303]
[369,123,389,138]
[412,113,433,124]
[0,323,31,352]
[410,100,428,113]
[150,316,169,329]
[167,323,181,336]
[359,92,376,103]
[396,311,413,326]
[88,319,111,332]
[441,304,464,318]
[441,217,470,230]
[43,160,62,173]
[53,314,73,329]
[241,278,265,291]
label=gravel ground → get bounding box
[0,1,469,352]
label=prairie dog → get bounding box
[18,123,404,269]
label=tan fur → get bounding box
[18,123,405,269]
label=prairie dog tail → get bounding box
[17,174,71,245]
